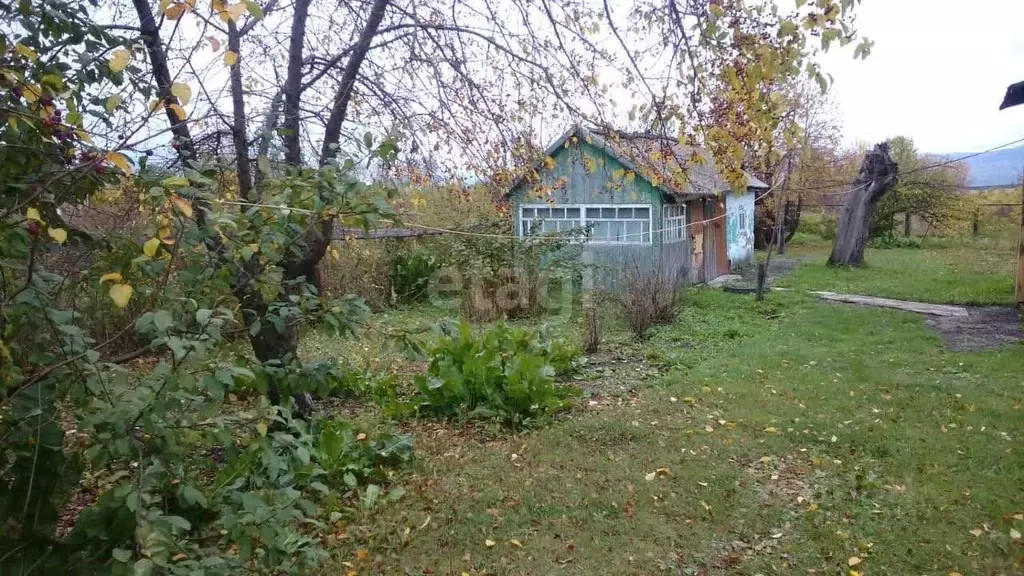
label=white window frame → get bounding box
[662,203,687,244]
[737,208,747,231]
[518,203,653,245]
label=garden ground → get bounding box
[306,240,1024,575]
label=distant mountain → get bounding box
[941,144,1024,188]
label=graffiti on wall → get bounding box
[726,190,755,265]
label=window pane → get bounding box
[635,207,650,219]
[592,221,610,240]
[536,207,550,218]
[566,207,580,218]
[522,208,534,218]
[618,207,633,219]
[522,220,531,236]
[586,207,601,218]
[626,221,642,242]
[602,207,616,219]
[550,208,565,219]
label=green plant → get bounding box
[314,419,413,491]
[869,230,922,249]
[389,249,439,303]
[411,320,581,428]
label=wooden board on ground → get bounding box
[811,291,969,317]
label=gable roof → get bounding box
[507,124,769,199]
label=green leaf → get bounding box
[257,154,271,175]
[309,481,329,494]
[243,0,263,19]
[153,309,172,332]
[180,485,207,507]
[134,558,154,576]
[112,548,132,563]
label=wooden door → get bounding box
[704,199,727,280]
[687,199,705,284]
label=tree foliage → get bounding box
[0,0,869,571]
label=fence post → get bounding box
[972,209,980,238]
[904,213,911,237]
[1016,179,1024,307]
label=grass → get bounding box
[308,243,1024,575]
[779,240,1017,305]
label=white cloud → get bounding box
[820,0,1024,153]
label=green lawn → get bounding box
[779,241,1017,305]
[312,245,1024,575]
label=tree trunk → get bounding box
[828,143,899,267]
[903,212,911,236]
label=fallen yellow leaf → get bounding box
[1011,528,1021,540]
[108,283,133,307]
[969,528,983,537]
[25,207,42,222]
[848,556,862,567]
[763,427,778,433]
[484,539,495,547]
[509,539,523,548]
[355,549,369,560]
[48,227,67,244]
[100,272,123,284]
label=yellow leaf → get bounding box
[969,528,983,537]
[170,82,192,106]
[76,129,92,143]
[355,549,369,560]
[160,226,176,244]
[256,421,267,436]
[509,539,523,548]
[22,83,41,103]
[105,94,122,113]
[764,427,778,433]
[223,50,238,66]
[848,571,860,576]
[108,283,133,308]
[15,43,38,61]
[106,152,133,173]
[143,238,160,258]
[100,272,123,284]
[170,195,194,218]
[167,103,187,122]
[1011,528,1022,540]
[165,2,190,20]
[162,176,190,187]
[149,99,162,113]
[848,557,862,567]
[25,208,42,222]
[211,0,225,11]
[484,539,495,547]
[48,227,67,245]
[109,48,131,73]
[219,2,246,21]
[206,36,222,51]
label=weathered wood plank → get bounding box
[811,291,969,317]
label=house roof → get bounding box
[1000,80,1024,110]
[507,124,769,200]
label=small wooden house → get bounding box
[506,125,768,287]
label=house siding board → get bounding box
[511,142,693,289]
[726,189,755,267]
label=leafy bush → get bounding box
[389,249,439,303]
[820,217,838,240]
[621,261,685,340]
[315,420,413,490]
[410,320,581,428]
[868,230,922,250]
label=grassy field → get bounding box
[308,243,1024,575]
[778,239,1017,306]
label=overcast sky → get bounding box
[821,0,1024,154]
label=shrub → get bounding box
[868,230,922,250]
[410,320,581,428]
[315,419,413,490]
[621,261,684,339]
[820,217,838,240]
[388,249,439,303]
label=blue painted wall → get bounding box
[725,189,754,267]
[510,141,692,289]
